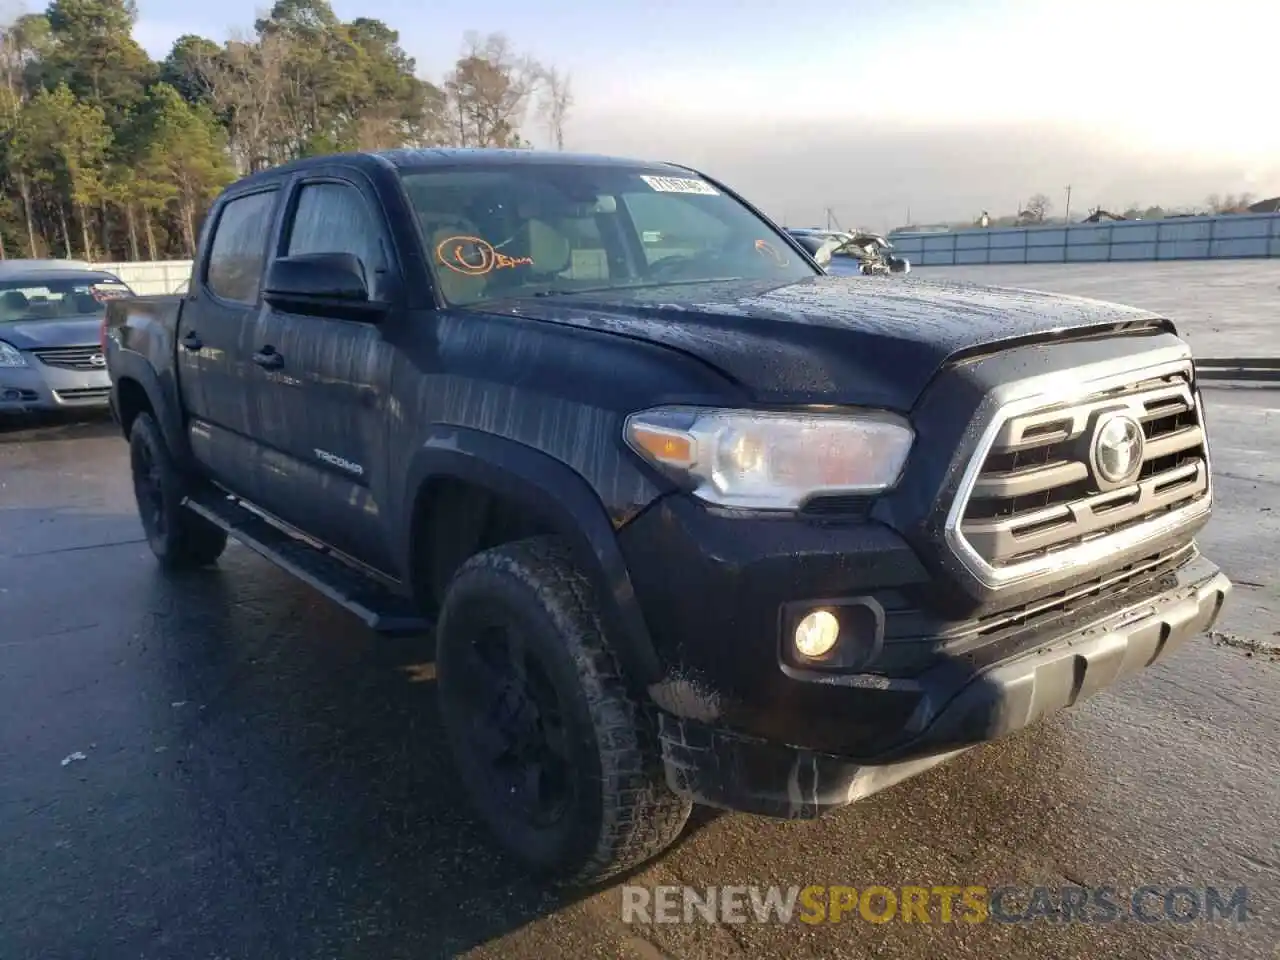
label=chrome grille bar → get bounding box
[945,353,1212,589]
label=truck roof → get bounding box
[231,148,692,188]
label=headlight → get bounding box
[0,341,26,368]
[624,406,914,510]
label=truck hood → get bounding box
[481,275,1158,410]
[0,316,102,350]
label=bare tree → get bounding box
[444,32,542,148]
[193,30,289,173]
[537,65,572,150]
[1207,192,1255,215]
[1022,193,1052,224]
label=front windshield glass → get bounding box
[0,275,133,322]
[398,164,818,306]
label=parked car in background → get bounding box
[814,233,912,276]
[841,232,911,274]
[785,227,852,244]
[785,228,911,275]
[783,228,852,268]
[0,260,135,413]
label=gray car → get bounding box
[0,260,135,413]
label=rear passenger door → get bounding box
[179,186,280,496]
[246,172,399,572]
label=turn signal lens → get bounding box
[627,424,695,467]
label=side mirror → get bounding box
[263,252,387,320]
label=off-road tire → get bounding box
[436,535,691,884]
[129,412,227,570]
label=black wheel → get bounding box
[436,536,691,884]
[129,412,227,570]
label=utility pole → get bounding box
[1064,185,1073,225]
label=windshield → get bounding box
[398,164,818,306]
[0,275,133,322]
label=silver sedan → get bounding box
[0,261,135,413]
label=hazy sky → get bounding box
[127,0,1278,229]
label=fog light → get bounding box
[794,609,840,659]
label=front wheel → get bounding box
[129,412,227,570]
[435,536,691,884]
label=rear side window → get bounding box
[206,191,276,303]
[286,182,388,298]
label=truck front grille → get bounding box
[32,346,105,370]
[949,359,1210,586]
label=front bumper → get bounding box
[0,356,111,412]
[658,557,1229,818]
[621,493,1213,757]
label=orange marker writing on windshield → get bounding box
[437,235,533,276]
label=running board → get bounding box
[183,491,431,635]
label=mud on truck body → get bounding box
[103,148,1230,884]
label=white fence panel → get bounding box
[91,260,192,295]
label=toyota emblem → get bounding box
[1093,413,1145,484]
[90,353,106,367]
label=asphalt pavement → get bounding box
[1,261,1277,959]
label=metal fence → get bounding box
[889,212,1280,266]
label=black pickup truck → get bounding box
[104,148,1231,883]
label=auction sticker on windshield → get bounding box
[640,175,720,196]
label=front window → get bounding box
[0,275,134,322]
[398,164,817,306]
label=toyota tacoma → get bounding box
[103,148,1231,883]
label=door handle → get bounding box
[181,331,202,351]
[252,346,284,370]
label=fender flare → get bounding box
[399,426,663,687]
[108,348,190,465]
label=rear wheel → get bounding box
[129,412,227,569]
[435,536,691,884]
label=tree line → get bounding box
[0,0,574,263]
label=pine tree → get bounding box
[134,83,234,256]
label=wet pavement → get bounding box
[912,259,1280,360]
[2,262,1278,959]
